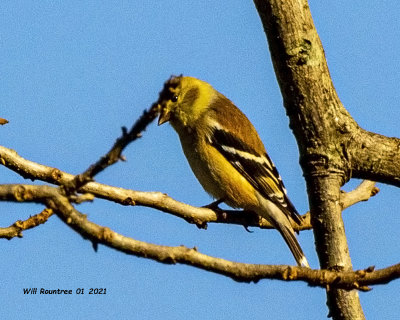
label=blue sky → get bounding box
[1,1,399,319]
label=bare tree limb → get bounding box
[0,208,54,239]
[0,183,398,290]
[0,146,379,232]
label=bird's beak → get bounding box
[158,107,171,125]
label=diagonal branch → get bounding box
[0,183,398,290]
[66,103,159,192]
[0,192,93,240]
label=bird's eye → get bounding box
[171,95,178,102]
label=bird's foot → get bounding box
[202,198,224,210]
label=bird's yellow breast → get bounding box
[177,128,259,210]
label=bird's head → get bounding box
[157,75,214,129]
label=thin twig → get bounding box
[0,208,54,239]
[65,102,159,193]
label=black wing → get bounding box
[208,128,302,225]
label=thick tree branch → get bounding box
[0,146,378,232]
[0,183,398,290]
[350,129,400,187]
[253,0,377,318]
[308,175,363,317]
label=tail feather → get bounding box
[255,193,309,267]
[277,225,309,268]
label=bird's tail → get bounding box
[276,224,309,268]
[255,194,309,267]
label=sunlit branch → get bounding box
[0,183,397,290]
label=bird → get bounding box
[157,75,309,267]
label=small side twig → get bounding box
[0,208,54,239]
[340,180,379,210]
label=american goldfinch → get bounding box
[157,75,309,267]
